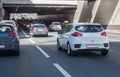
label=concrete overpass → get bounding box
[2,0,77,14]
[0,0,77,22]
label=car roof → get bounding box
[33,23,45,25]
[70,23,102,26]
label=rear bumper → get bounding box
[0,42,19,51]
[70,42,109,51]
[73,49,108,52]
[51,28,61,30]
[33,32,48,35]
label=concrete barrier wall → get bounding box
[76,0,120,30]
[0,0,2,20]
[79,1,95,22]
[94,0,119,29]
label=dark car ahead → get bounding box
[0,24,20,55]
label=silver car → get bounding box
[30,24,48,37]
[49,22,62,31]
[57,23,109,56]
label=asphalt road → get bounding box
[0,30,120,77]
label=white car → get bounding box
[49,22,62,31]
[57,23,109,56]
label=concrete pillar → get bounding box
[108,0,120,25]
[0,0,2,20]
[73,0,84,23]
[90,0,101,23]
[76,0,96,23]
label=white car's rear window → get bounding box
[75,25,103,32]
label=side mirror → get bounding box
[58,30,63,34]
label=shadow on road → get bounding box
[0,50,19,57]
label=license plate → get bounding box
[38,29,44,31]
[0,45,5,48]
[86,44,99,48]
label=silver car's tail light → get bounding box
[72,32,83,37]
[46,28,48,32]
[32,28,36,32]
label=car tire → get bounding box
[101,50,108,56]
[15,48,20,56]
[57,40,62,51]
[67,43,73,56]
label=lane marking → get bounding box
[29,39,35,45]
[22,30,29,38]
[36,46,50,58]
[53,63,72,77]
[48,33,58,37]
[22,30,50,58]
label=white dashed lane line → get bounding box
[22,30,50,58]
[36,45,50,58]
[22,30,72,76]
[53,63,72,77]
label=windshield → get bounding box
[75,25,103,32]
[33,24,46,28]
[53,23,60,25]
[0,25,13,32]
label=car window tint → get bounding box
[64,25,73,33]
[0,26,13,32]
[75,25,103,32]
[34,24,45,28]
[5,22,14,25]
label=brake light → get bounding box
[9,32,17,37]
[46,28,48,32]
[101,31,107,36]
[72,32,83,37]
[32,28,35,32]
[13,25,17,30]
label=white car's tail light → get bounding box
[101,31,107,36]
[72,32,83,37]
